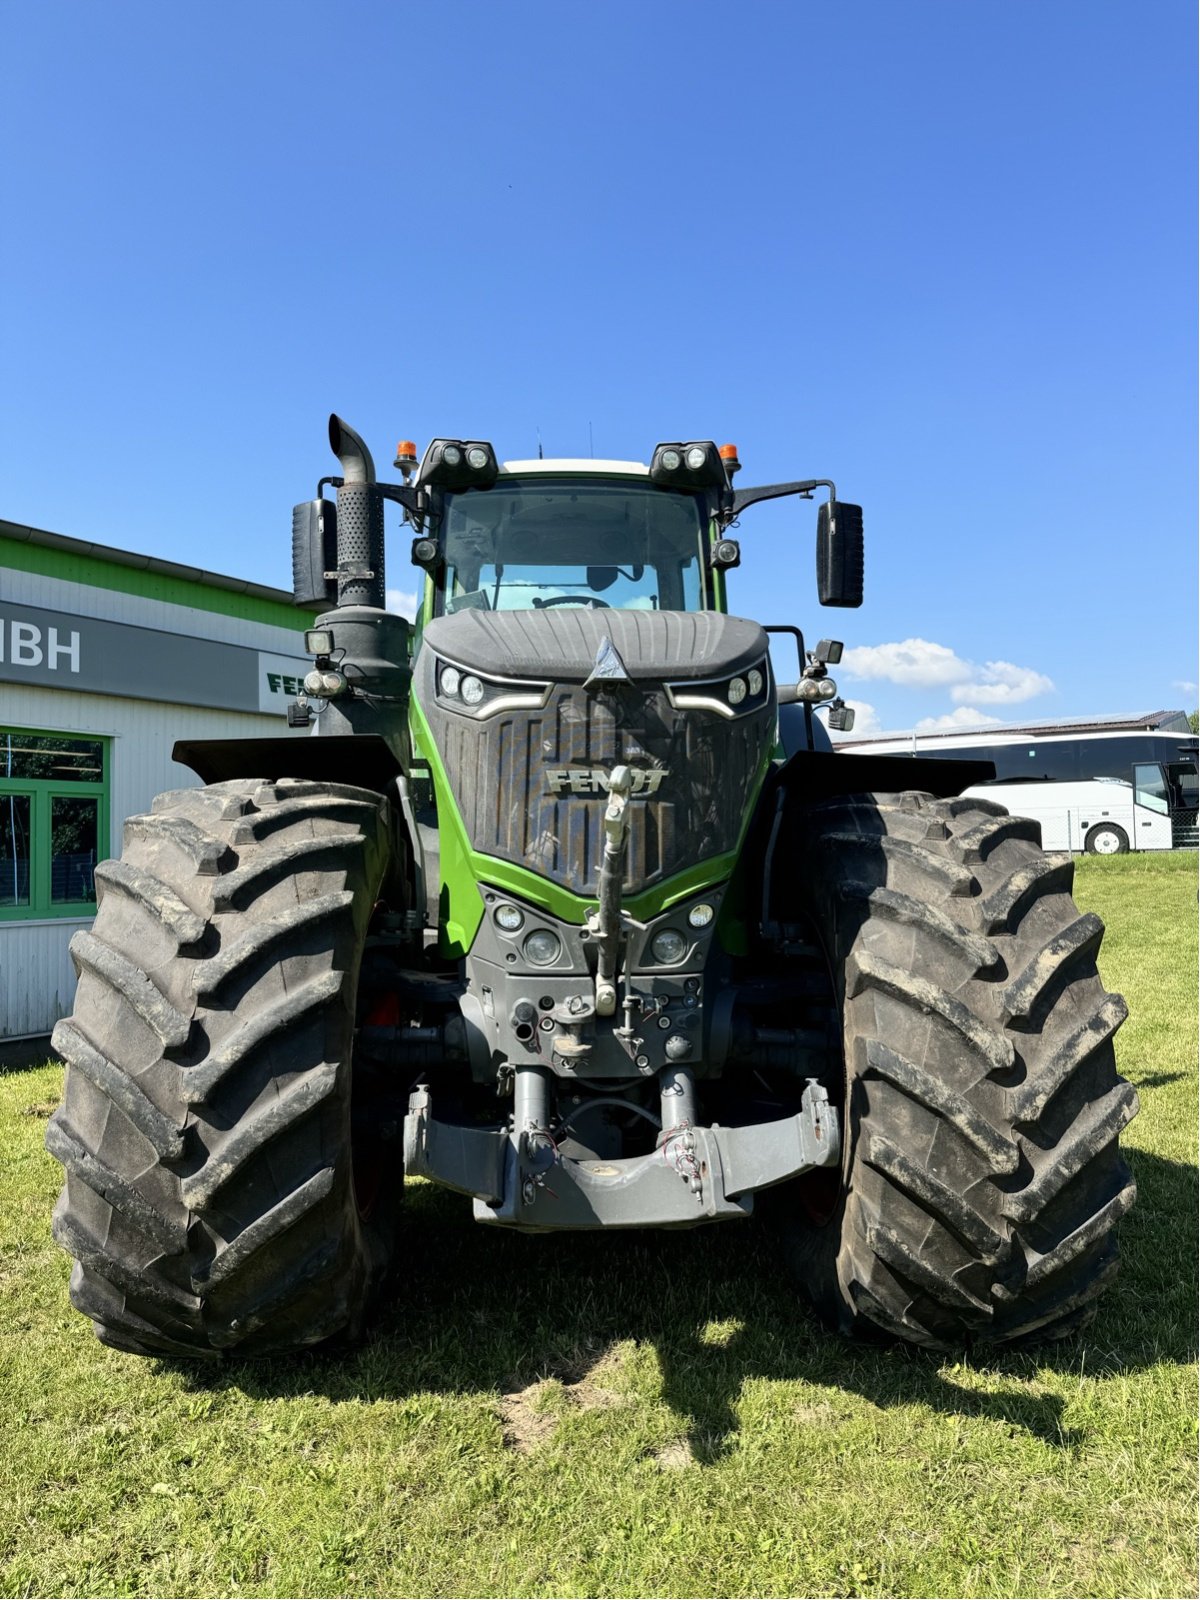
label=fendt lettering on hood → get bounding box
[545,766,667,797]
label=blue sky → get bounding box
[1,0,1194,735]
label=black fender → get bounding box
[173,734,403,791]
[173,733,425,923]
[740,747,997,941]
[773,746,995,807]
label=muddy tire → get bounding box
[46,778,402,1358]
[781,791,1138,1349]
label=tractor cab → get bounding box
[429,463,716,618]
[407,442,745,629]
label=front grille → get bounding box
[426,680,772,896]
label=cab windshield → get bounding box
[435,477,708,615]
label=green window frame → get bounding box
[0,728,109,922]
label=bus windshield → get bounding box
[435,477,708,615]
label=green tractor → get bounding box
[47,418,1138,1357]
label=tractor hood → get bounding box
[422,608,768,682]
[414,608,775,906]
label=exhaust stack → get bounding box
[328,413,385,608]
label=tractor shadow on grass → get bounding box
[177,1147,1196,1466]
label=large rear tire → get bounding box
[46,778,402,1358]
[781,791,1138,1349]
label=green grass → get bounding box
[1,854,1195,1599]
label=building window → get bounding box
[0,729,108,921]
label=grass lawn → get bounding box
[0,853,1195,1599]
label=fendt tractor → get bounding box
[47,419,1138,1358]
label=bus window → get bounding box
[1083,738,1142,781]
[1166,761,1198,812]
[1133,763,1170,814]
[998,744,1080,782]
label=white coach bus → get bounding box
[838,711,1198,854]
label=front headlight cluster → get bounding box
[666,656,771,719]
[649,440,727,488]
[438,664,485,705]
[490,900,564,968]
[435,660,550,718]
[642,900,717,968]
[485,893,718,974]
[418,438,499,490]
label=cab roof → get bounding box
[497,458,649,477]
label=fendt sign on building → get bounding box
[0,600,308,715]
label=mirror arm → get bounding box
[375,481,422,515]
[731,478,835,517]
[320,476,422,518]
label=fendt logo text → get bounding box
[545,766,667,796]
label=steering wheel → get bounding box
[533,595,612,608]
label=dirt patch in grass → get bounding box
[498,1382,559,1454]
[561,1340,624,1410]
[498,1341,627,1451]
[652,1440,695,1471]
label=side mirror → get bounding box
[292,499,337,606]
[817,501,864,608]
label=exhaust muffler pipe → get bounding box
[328,413,384,608]
[328,414,376,485]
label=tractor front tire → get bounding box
[782,792,1138,1350]
[46,778,401,1358]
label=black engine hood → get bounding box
[423,608,768,681]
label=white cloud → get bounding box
[828,698,880,741]
[950,660,1055,705]
[841,638,973,688]
[1173,680,1198,698]
[842,637,1053,706]
[386,588,419,619]
[915,707,1005,733]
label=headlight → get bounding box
[659,448,681,471]
[747,669,764,697]
[727,677,747,706]
[466,445,490,470]
[687,903,715,929]
[442,443,463,466]
[685,445,707,470]
[434,663,551,719]
[494,903,524,932]
[650,928,688,965]
[523,929,562,966]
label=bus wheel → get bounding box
[1085,823,1129,855]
